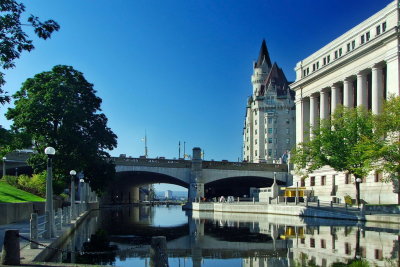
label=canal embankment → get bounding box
[184,202,400,225]
[1,202,99,266]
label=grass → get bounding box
[0,180,45,203]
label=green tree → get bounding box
[0,127,31,158]
[372,96,400,204]
[6,65,117,193]
[291,106,376,205]
[0,0,60,105]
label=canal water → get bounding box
[50,205,399,267]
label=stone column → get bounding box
[331,84,340,114]
[371,64,384,114]
[343,78,353,107]
[357,71,368,108]
[320,90,329,120]
[386,53,400,96]
[302,97,310,141]
[295,98,303,144]
[309,94,318,138]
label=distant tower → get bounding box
[243,40,296,163]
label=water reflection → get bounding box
[51,205,399,267]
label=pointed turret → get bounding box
[255,39,272,68]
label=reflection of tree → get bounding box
[76,229,117,265]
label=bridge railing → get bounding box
[112,157,192,168]
[202,161,287,171]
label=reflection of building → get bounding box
[165,190,172,199]
[290,1,399,203]
[243,40,296,163]
[291,225,398,266]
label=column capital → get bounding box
[331,83,341,89]
[343,77,354,83]
[371,62,385,70]
[357,69,369,77]
[309,93,319,99]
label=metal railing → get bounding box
[28,202,88,249]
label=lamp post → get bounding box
[2,157,6,177]
[44,146,56,237]
[355,178,362,208]
[79,178,85,204]
[70,170,76,219]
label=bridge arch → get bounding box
[204,176,286,199]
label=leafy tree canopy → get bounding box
[6,65,117,193]
[291,106,376,180]
[0,0,60,105]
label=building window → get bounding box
[345,243,351,255]
[274,150,277,156]
[300,238,305,244]
[327,55,330,63]
[303,69,306,77]
[366,31,370,41]
[361,35,365,44]
[286,138,290,144]
[268,149,272,156]
[306,67,309,75]
[375,171,382,182]
[310,238,315,248]
[255,110,257,115]
[310,176,315,186]
[339,48,342,57]
[274,138,277,144]
[268,117,273,124]
[255,139,257,145]
[347,43,351,52]
[316,62,319,69]
[321,176,326,186]
[268,138,272,144]
[352,40,356,49]
[255,129,257,135]
[268,128,273,134]
[246,146,249,151]
[321,259,327,267]
[375,249,383,260]
[321,239,326,249]
[345,173,350,184]
[312,64,316,71]
[382,22,386,32]
[255,150,258,157]
[323,57,326,65]
[376,25,381,35]
[286,119,290,124]
[286,128,289,134]
[334,51,338,59]
[301,179,305,187]
[255,120,257,125]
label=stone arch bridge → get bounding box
[111,148,290,202]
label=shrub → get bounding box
[30,172,46,197]
[4,175,18,187]
[344,194,353,206]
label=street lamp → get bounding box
[44,146,56,237]
[355,177,362,208]
[2,157,6,177]
[70,170,76,219]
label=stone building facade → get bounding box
[243,40,296,163]
[290,1,399,203]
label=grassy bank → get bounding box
[0,180,45,203]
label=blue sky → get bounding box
[0,0,392,191]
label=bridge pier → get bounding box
[189,148,204,201]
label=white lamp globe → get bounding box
[79,178,85,183]
[44,147,56,155]
[356,178,362,183]
[70,170,76,176]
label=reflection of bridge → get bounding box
[2,148,291,203]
